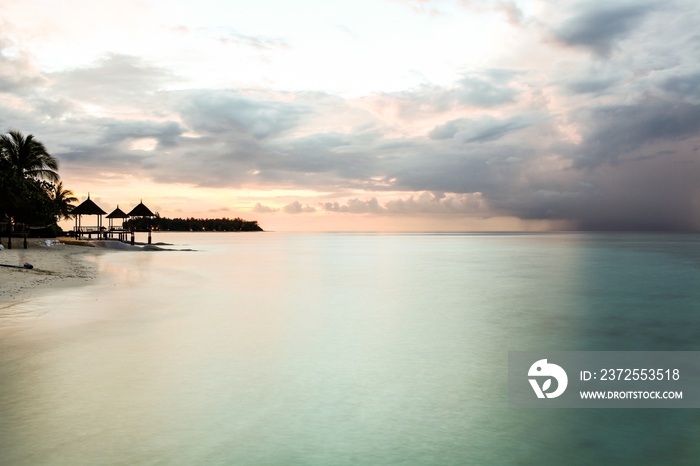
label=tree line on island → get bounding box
[125,216,263,232]
[0,131,262,237]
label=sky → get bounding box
[1,0,699,231]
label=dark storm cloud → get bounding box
[662,72,700,99]
[571,100,700,168]
[553,3,658,57]
[488,152,700,231]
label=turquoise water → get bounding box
[1,233,700,465]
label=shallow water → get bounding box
[1,232,700,465]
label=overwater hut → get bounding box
[106,205,129,241]
[127,200,155,244]
[72,195,106,239]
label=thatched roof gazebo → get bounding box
[127,200,156,244]
[128,201,155,218]
[72,195,106,239]
[106,205,129,230]
[106,205,129,241]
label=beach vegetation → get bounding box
[0,131,76,234]
[0,131,59,183]
[51,182,78,221]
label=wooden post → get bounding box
[23,234,27,249]
[131,231,135,245]
[7,220,12,250]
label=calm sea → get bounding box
[1,233,700,465]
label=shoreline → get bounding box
[0,239,105,308]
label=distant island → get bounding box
[124,216,263,232]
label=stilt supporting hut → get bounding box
[106,205,129,241]
[127,200,155,245]
[72,195,106,240]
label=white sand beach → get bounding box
[0,239,102,305]
[0,237,179,307]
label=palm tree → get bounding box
[0,130,59,183]
[1,131,63,245]
[51,181,78,220]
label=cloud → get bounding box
[489,152,700,231]
[98,120,184,147]
[495,1,524,26]
[176,90,307,139]
[322,192,486,215]
[563,76,619,95]
[49,54,175,103]
[384,192,486,214]
[571,100,700,168]
[0,37,46,92]
[378,71,519,117]
[252,202,279,213]
[662,72,700,99]
[218,31,291,50]
[429,115,535,142]
[451,74,520,108]
[322,198,384,214]
[553,3,657,57]
[282,201,316,213]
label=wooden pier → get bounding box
[70,196,156,245]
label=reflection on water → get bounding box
[1,233,700,465]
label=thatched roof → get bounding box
[128,201,155,217]
[72,196,106,215]
[106,206,129,219]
